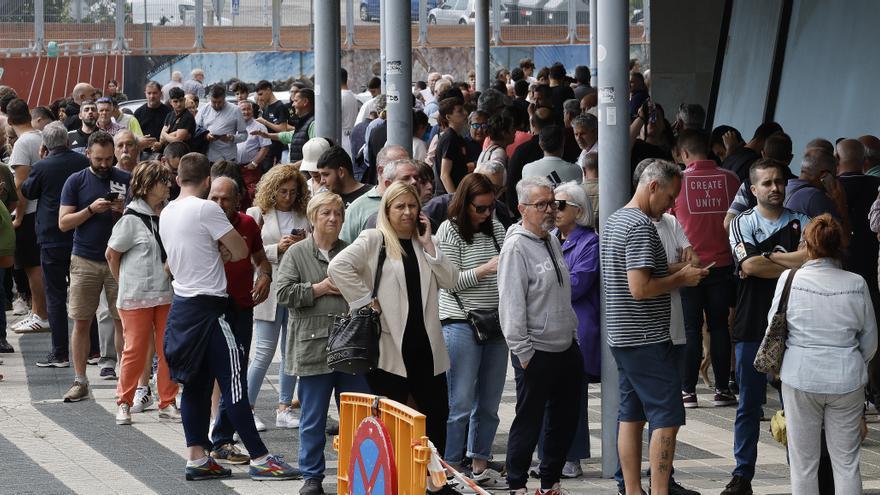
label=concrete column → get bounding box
[314,0,342,143]
[193,0,205,50]
[418,0,427,47]
[113,0,126,52]
[474,0,490,92]
[492,0,501,43]
[590,0,597,86]
[597,0,630,478]
[345,0,355,48]
[567,0,577,43]
[380,0,387,92]
[271,0,281,49]
[384,0,412,154]
[33,0,45,53]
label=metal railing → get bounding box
[0,0,648,55]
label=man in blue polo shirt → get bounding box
[58,131,130,402]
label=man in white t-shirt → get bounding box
[340,68,362,157]
[6,98,49,333]
[159,152,300,482]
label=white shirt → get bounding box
[412,137,427,162]
[355,95,379,125]
[341,89,362,156]
[9,130,42,215]
[652,213,691,345]
[159,195,233,298]
[237,119,271,165]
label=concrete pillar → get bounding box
[113,0,126,52]
[384,0,412,154]
[314,0,342,143]
[597,0,630,478]
[590,0,597,86]
[380,0,387,92]
[418,0,427,47]
[34,0,45,53]
[474,0,490,92]
[193,0,205,50]
[345,0,355,48]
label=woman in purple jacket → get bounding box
[547,181,600,478]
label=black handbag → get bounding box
[326,240,386,375]
[451,227,503,344]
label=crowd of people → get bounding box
[0,53,877,495]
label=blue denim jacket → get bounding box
[773,258,878,394]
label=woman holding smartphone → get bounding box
[245,164,311,430]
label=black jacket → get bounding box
[21,148,90,248]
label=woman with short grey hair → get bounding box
[541,180,600,478]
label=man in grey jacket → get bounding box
[499,175,583,495]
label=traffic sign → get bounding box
[348,416,397,495]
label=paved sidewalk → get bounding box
[3,322,880,494]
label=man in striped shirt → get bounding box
[601,159,707,495]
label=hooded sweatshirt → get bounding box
[498,223,578,364]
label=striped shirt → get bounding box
[436,219,506,320]
[600,207,671,347]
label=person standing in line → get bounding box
[159,152,300,482]
[774,214,876,494]
[245,165,311,431]
[500,176,584,495]
[276,192,371,495]
[435,174,508,488]
[106,160,179,425]
[601,159,707,495]
[58,131,130,400]
[721,159,810,495]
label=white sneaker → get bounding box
[12,314,50,334]
[130,386,154,413]
[159,403,181,422]
[471,467,508,488]
[275,408,299,429]
[12,298,29,316]
[561,460,583,478]
[116,403,132,425]
[253,412,267,432]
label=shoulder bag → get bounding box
[451,227,503,344]
[326,237,386,374]
[753,268,798,374]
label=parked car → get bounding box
[128,0,232,26]
[427,0,508,25]
[360,0,440,22]
[503,0,589,25]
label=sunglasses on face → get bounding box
[471,203,495,214]
[470,123,488,130]
[556,200,580,211]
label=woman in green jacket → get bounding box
[276,191,370,495]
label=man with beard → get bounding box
[722,159,810,495]
[95,98,125,136]
[114,131,139,173]
[58,131,130,401]
[159,152,300,481]
[158,87,196,152]
[64,82,97,131]
[68,100,98,155]
[134,81,169,157]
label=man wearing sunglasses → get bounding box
[499,176,583,495]
[465,110,489,163]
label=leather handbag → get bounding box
[326,239,386,375]
[753,268,798,374]
[450,226,503,344]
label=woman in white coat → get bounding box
[245,164,310,430]
[329,181,458,459]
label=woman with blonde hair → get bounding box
[328,182,458,485]
[245,164,310,430]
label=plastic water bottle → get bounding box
[46,41,58,57]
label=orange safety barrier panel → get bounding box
[335,392,433,495]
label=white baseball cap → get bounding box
[299,137,331,172]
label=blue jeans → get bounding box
[297,372,371,480]
[246,305,296,406]
[681,266,734,393]
[442,322,509,463]
[733,341,766,481]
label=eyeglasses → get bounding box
[522,200,560,212]
[556,200,580,211]
[470,123,488,130]
[471,203,495,214]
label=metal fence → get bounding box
[0,0,648,55]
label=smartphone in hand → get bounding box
[105,192,120,201]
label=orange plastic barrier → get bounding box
[335,392,433,495]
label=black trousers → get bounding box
[367,368,449,455]
[507,342,583,490]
